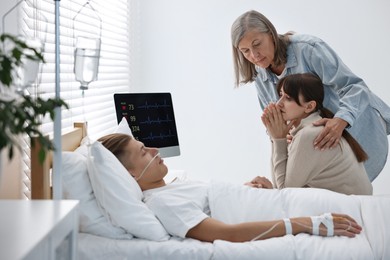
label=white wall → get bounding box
[134,0,390,195]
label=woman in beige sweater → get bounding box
[248,73,372,195]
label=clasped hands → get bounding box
[245,103,349,189]
[244,103,292,189]
[261,103,348,149]
[260,103,294,140]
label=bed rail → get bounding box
[31,122,87,199]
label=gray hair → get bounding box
[231,10,290,87]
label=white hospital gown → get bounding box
[143,180,210,238]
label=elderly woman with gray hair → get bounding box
[231,10,390,182]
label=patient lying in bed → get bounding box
[97,133,361,243]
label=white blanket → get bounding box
[208,181,390,260]
[77,181,390,260]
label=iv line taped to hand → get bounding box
[250,213,338,241]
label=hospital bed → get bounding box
[31,122,390,260]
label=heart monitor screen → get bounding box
[114,92,180,157]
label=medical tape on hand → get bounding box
[283,218,292,235]
[310,213,334,236]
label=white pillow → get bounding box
[114,116,133,136]
[61,151,133,239]
[87,140,170,241]
[75,116,132,157]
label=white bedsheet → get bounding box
[78,181,390,260]
[78,234,213,260]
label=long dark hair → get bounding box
[277,73,368,162]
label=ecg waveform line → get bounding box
[138,99,171,110]
[139,115,173,125]
[142,130,176,141]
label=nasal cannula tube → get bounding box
[135,153,160,181]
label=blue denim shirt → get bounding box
[254,34,390,181]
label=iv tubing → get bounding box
[135,153,160,181]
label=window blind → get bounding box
[18,0,132,198]
[20,0,131,139]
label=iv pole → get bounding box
[52,0,62,200]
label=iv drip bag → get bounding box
[2,0,47,94]
[72,1,102,90]
[74,36,101,90]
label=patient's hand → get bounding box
[245,176,273,189]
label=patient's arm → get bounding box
[186,213,361,243]
[186,217,294,242]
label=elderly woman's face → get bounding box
[238,29,275,68]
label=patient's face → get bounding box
[124,139,168,184]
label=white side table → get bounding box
[0,200,79,260]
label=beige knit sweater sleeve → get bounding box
[271,126,330,189]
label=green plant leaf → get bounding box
[1,33,68,164]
